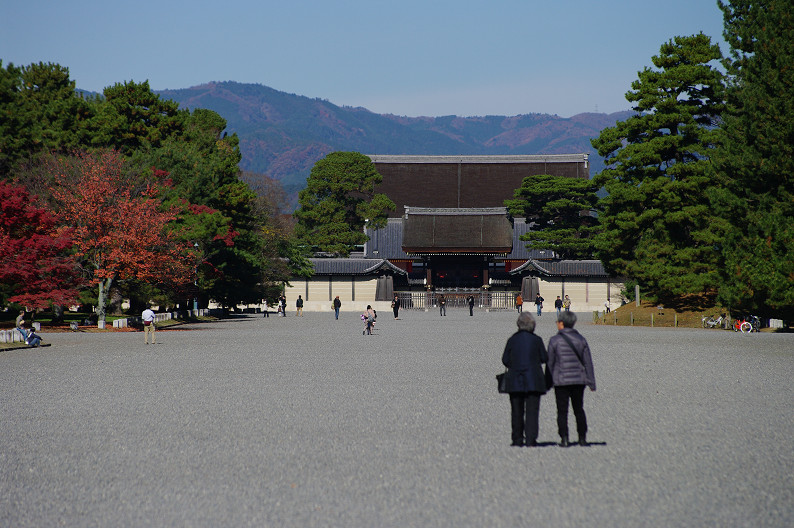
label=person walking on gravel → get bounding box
[142,307,156,345]
[547,311,596,447]
[534,293,544,316]
[296,295,304,317]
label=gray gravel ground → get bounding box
[1,309,792,527]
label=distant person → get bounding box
[363,305,376,335]
[16,322,29,342]
[501,313,548,447]
[555,296,563,316]
[263,300,270,318]
[515,294,523,313]
[279,294,287,317]
[563,295,571,312]
[438,294,446,316]
[141,307,156,345]
[547,311,596,447]
[333,296,341,320]
[25,325,42,347]
[534,293,544,316]
[15,309,25,330]
[392,294,400,319]
[296,295,304,317]
[467,294,475,316]
[604,300,611,313]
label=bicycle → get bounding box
[733,316,752,333]
[702,315,724,329]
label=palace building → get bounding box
[284,155,624,313]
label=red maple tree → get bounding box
[0,180,82,309]
[50,150,193,325]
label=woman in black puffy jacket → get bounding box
[547,310,596,447]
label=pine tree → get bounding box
[714,0,794,319]
[591,33,726,304]
[294,152,395,256]
[504,174,599,260]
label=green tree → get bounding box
[294,151,395,256]
[89,80,186,154]
[0,61,30,174]
[590,33,726,304]
[504,174,599,259]
[713,0,794,319]
[142,108,277,308]
[0,61,91,175]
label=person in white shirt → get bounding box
[141,307,156,344]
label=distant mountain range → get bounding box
[157,81,633,191]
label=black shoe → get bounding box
[525,440,537,447]
[578,434,587,447]
[510,441,524,447]
[559,436,569,447]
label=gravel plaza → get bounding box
[1,308,792,527]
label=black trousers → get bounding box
[554,385,587,438]
[509,392,541,445]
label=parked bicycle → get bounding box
[702,315,724,329]
[733,315,760,333]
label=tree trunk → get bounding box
[52,304,64,324]
[96,276,114,328]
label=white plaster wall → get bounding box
[538,278,625,314]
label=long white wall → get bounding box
[276,276,625,314]
[536,277,626,313]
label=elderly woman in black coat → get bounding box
[502,313,548,447]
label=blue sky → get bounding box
[1,0,727,118]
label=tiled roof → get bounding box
[509,259,609,277]
[507,218,558,260]
[402,207,512,254]
[367,154,589,164]
[309,258,407,276]
[364,218,409,259]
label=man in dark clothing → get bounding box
[534,293,544,316]
[554,296,563,316]
[467,294,475,316]
[502,313,549,447]
[333,296,341,320]
[438,294,446,316]
[392,294,400,319]
[296,295,304,316]
[547,311,596,447]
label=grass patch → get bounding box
[593,300,731,328]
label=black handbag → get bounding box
[544,365,554,390]
[496,371,508,393]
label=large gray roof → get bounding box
[310,258,407,276]
[507,218,558,260]
[364,218,409,260]
[509,259,609,277]
[401,207,512,255]
[367,154,589,165]
[364,216,555,260]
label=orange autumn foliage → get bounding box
[50,150,192,287]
